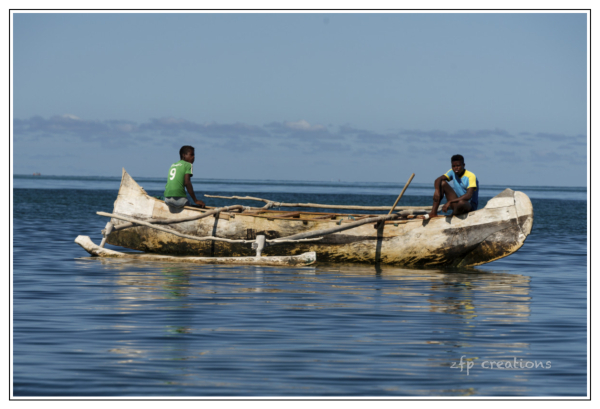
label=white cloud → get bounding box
[284,120,325,131]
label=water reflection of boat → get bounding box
[306,262,533,323]
[85,257,530,323]
[86,258,533,393]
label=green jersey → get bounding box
[164,160,193,197]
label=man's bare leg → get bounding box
[428,180,458,218]
[449,199,472,216]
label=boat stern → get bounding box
[112,168,156,218]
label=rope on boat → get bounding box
[204,194,437,211]
[97,212,324,244]
[108,204,249,232]
[98,205,420,249]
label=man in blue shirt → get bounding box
[427,154,479,218]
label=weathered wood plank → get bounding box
[278,211,302,218]
[305,214,338,220]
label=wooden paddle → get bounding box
[388,173,415,215]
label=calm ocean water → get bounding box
[12,175,588,397]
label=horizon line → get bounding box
[12,173,588,190]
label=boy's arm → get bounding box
[184,174,205,208]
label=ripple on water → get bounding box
[12,188,588,396]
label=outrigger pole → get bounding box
[75,236,317,267]
[204,195,436,212]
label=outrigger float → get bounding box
[75,169,534,267]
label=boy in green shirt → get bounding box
[164,145,206,209]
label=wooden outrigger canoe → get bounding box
[89,169,533,267]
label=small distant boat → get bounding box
[32,172,41,176]
[77,169,534,267]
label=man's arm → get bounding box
[184,174,206,208]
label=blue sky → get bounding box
[12,12,588,186]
